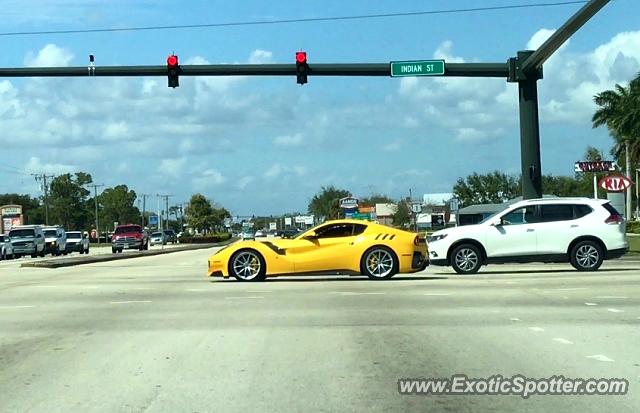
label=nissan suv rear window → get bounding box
[539,204,574,222]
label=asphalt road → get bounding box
[0,249,639,412]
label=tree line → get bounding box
[0,172,230,235]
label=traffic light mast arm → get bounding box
[521,0,610,73]
[0,62,508,78]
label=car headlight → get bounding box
[427,234,448,242]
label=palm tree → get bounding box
[592,74,640,165]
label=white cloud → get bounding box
[237,176,255,189]
[273,133,303,146]
[264,164,283,179]
[249,49,274,64]
[25,156,75,175]
[383,140,401,151]
[24,44,74,67]
[192,169,226,190]
[158,157,187,178]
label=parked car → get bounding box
[150,231,166,246]
[111,224,149,253]
[43,226,67,256]
[0,234,14,260]
[254,230,266,238]
[428,198,628,274]
[241,230,255,240]
[281,229,301,239]
[163,229,177,244]
[8,225,46,258]
[66,231,90,254]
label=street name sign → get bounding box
[390,60,445,77]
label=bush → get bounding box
[627,220,640,234]
[178,233,232,244]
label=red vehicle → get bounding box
[111,224,149,253]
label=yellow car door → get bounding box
[290,223,359,273]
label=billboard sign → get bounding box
[574,161,617,173]
[339,197,359,209]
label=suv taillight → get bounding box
[605,214,623,225]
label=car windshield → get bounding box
[43,230,57,237]
[9,229,35,238]
[67,232,81,238]
[152,232,162,236]
[115,226,141,234]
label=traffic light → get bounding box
[167,54,179,88]
[295,52,308,85]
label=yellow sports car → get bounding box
[207,219,428,281]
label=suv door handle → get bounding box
[527,229,535,232]
[570,224,579,228]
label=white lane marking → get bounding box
[594,296,627,299]
[584,302,598,306]
[422,292,453,296]
[134,287,154,290]
[510,318,521,322]
[528,327,544,332]
[184,288,207,292]
[553,338,574,345]
[329,292,385,296]
[245,290,272,293]
[225,296,264,300]
[556,287,587,291]
[585,354,614,362]
[0,305,36,309]
[607,308,624,313]
[109,300,152,304]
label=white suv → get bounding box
[428,198,628,274]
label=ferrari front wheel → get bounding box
[362,247,398,280]
[230,250,266,282]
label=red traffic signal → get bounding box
[167,54,179,67]
[295,52,308,85]
[167,54,179,88]
[295,52,307,64]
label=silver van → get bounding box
[8,225,46,258]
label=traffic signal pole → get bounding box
[0,0,610,201]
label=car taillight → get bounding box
[605,214,623,225]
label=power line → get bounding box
[0,1,588,37]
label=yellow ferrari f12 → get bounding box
[207,219,428,281]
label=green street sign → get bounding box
[390,60,445,77]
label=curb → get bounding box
[20,240,234,269]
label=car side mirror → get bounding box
[490,219,502,227]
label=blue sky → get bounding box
[0,0,638,216]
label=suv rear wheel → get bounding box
[570,240,603,272]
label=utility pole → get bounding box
[140,194,149,228]
[87,184,104,244]
[157,194,172,231]
[32,173,55,225]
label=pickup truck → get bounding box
[111,224,149,253]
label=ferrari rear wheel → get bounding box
[362,247,398,280]
[230,250,266,282]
